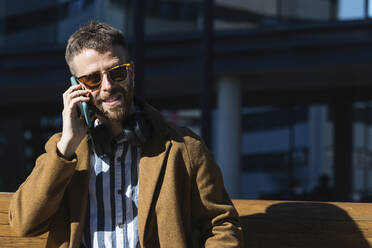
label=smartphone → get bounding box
[70,76,94,128]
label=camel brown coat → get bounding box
[9,104,243,247]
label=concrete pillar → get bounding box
[216,77,241,198]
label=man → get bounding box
[9,21,243,248]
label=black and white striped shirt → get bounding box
[83,135,140,248]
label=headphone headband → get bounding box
[88,104,151,159]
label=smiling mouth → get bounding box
[102,95,122,107]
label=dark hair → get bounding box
[65,21,128,69]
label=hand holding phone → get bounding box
[70,76,94,128]
[56,77,93,159]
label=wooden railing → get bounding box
[1,193,372,247]
[0,193,47,247]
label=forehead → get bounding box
[71,45,128,76]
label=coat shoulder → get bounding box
[158,115,212,169]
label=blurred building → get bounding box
[1,0,372,202]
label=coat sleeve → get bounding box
[185,134,244,247]
[8,133,78,237]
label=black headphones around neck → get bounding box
[88,103,151,159]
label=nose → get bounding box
[100,71,113,91]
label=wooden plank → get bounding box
[0,224,47,238]
[232,199,372,248]
[242,232,370,248]
[0,211,8,225]
[0,193,48,247]
[0,193,12,212]
[0,236,46,248]
[0,193,11,227]
[232,200,372,221]
[0,224,18,237]
[1,194,372,248]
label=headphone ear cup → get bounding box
[123,128,140,147]
[89,125,113,158]
[123,112,151,147]
[134,114,150,144]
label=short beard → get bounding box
[91,81,134,122]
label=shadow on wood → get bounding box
[233,199,372,248]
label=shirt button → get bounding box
[119,223,124,228]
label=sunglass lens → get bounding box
[82,73,101,89]
[109,67,127,82]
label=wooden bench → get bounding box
[1,193,372,247]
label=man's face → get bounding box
[71,46,134,123]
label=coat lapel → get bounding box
[137,104,171,246]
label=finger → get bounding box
[65,83,83,94]
[64,90,90,108]
[64,84,84,97]
[68,89,91,100]
[69,96,90,109]
[67,96,90,118]
[63,84,83,104]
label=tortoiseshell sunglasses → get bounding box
[76,62,132,89]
